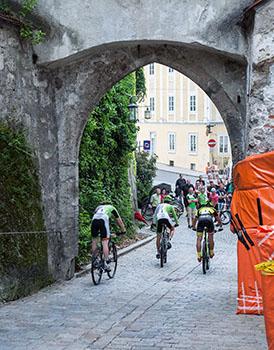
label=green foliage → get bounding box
[0,122,44,232]
[78,73,137,265]
[136,151,157,203]
[135,68,146,102]
[0,1,10,13]
[0,0,46,44]
[0,122,49,302]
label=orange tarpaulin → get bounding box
[231,151,274,313]
[231,151,274,349]
[256,226,274,350]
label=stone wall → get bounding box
[0,23,60,300]
[247,1,274,153]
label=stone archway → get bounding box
[46,41,247,279]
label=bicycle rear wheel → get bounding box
[91,256,103,285]
[107,241,118,279]
[221,210,231,225]
[202,240,207,274]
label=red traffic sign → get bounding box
[208,139,217,148]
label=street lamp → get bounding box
[206,123,216,136]
[128,96,138,122]
[128,96,151,122]
[144,107,151,120]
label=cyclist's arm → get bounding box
[169,206,179,225]
[112,208,126,233]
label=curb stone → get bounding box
[75,234,156,278]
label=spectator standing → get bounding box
[160,188,167,203]
[150,187,161,213]
[197,187,208,207]
[217,183,226,212]
[209,188,219,209]
[186,187,198,228]
[198,175,205,186]
[175,174,186,191]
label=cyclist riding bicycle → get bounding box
[91,203,126,271]
[153,195,179,259]
[195,201,223,262]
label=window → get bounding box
[169,67,174,73]
[149,63,155,75]
[190,95,196,112]
[150,97,155,112]
[169,160,174,166]
[190,163,196,171]
[150,132,156,155]
[168,96,175,112]
[189,133,197,153]
[168,133,176,152]
[219,135,229,154]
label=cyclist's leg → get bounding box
[208,232,215,258]
[208,218,215,258]
[91,219,100,257]
[156,219,163,251]
[101,219,110,261]
[196,218,204,261]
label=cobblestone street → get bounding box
[0,221,266,350]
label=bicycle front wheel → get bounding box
[107,241,118,279]
[221,210,231,225]
[91,257,103,285]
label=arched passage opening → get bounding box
[49,41,247,278]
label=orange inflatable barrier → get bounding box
[255,226,274,350]
[231,151,274,316]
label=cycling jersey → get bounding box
[154,203,179,224]
[196,206,217,235]
[91,205,120,239]
[197,206,218,217]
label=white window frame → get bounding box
[149,97,155,113]
[149,63,155,75]
[188,133,198,154]
[189,94,197,113]
[168,95,175,113]
[150,132,157,155]
[168,132,176,153]
[218,135,229,155]
[168,67,174,73]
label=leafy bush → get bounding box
[78,73,138,266]
[136,151,157,205]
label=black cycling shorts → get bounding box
[157,218,173,234]
[197,215,214,233]
[91,219,108,239]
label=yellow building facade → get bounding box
[137,63,232,173]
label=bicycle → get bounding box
[201,227,210,274]
[218,200,231,225]
[91,234,120,285]
[159,225,169,268]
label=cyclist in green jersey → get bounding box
[153,196,179,259]
[91,204,126,271]
[195,202,223,262]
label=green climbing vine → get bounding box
[0,0,45,44]
[78,69,146,266]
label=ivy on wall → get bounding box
[0,122,49,302]
[0,0,45,44]
[78,72,139,265]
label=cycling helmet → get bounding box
[163,195,173,203]
[210,188,216,192]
